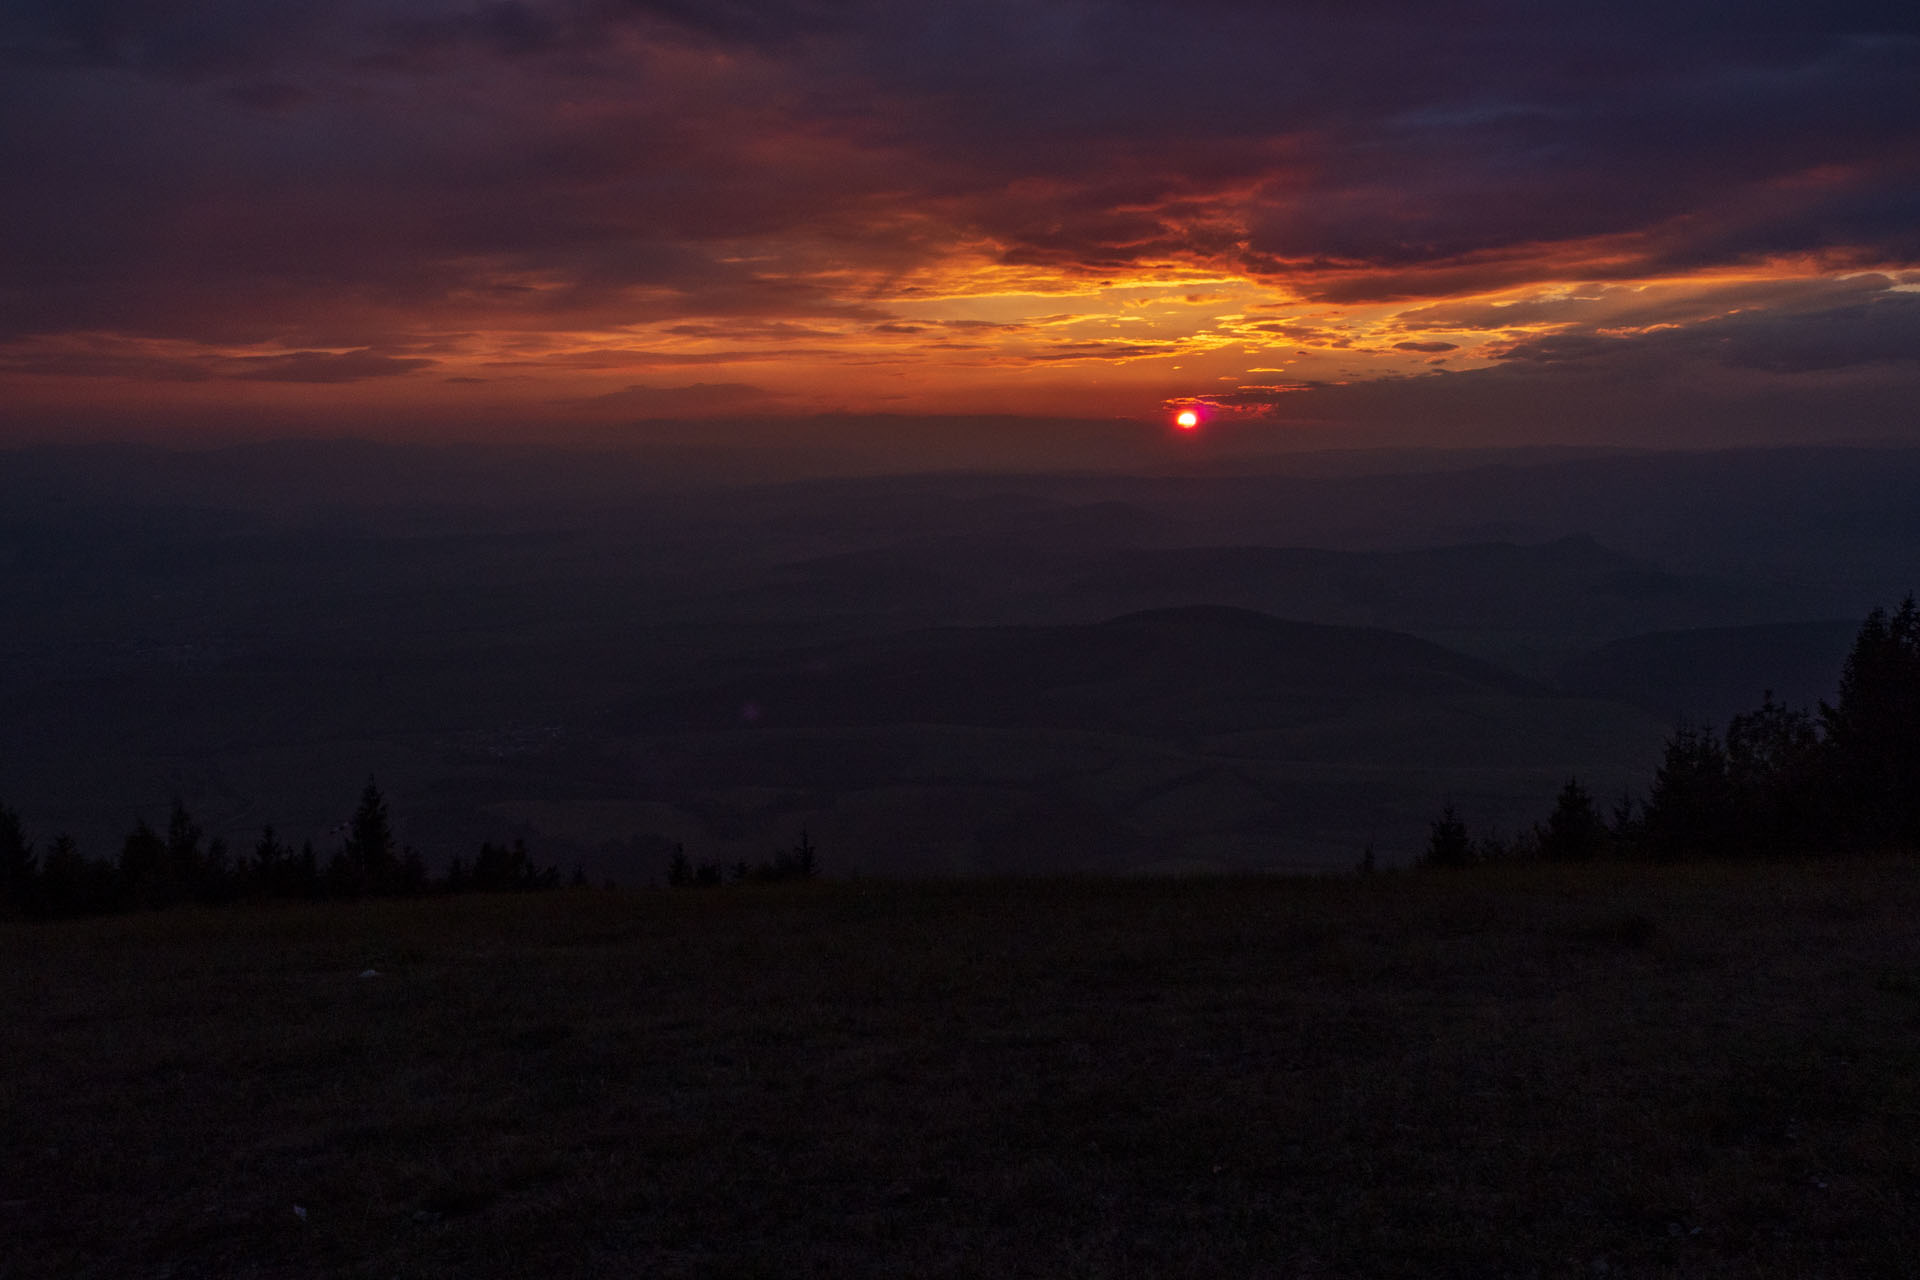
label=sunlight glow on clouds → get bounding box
[1,1,1917,449]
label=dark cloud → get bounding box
[1188,358,1920,452]
[1020,342,1176,363]
[1184,276,1920,449]
[378,3,570,65]
[574,380,775,414]
[1394,341,1460,353]
[663,321,842,340]
[606,0,870,47]
[1492,287,1920,374]
[482,347,838,370]
[1187,382,1324,409]
[223,81,312,111]
[0,345,217,381]
[1244,323,1352,346]
[226,349,437,382]
[0,340,435,383]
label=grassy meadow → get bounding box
[4,859,1919,1277]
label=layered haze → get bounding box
[4,442,1912,877]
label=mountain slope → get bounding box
[1557,619,1860,725]
[612,605,1542,738]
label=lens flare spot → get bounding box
[1175,409,1200,430]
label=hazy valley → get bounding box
[3,441,1911,878]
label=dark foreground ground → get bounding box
[4,861,1918,1278]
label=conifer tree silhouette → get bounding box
[39,835,95,918]
[1423,802,1474,868]
[1538,778,1605,861]
[345,778,397,894]
[1645,723,1736,858]
[1821,596,1920,848]
[0,803,34,917]
[1725,692,1823,855]
[164,799,203,900]
[118,820,168,907]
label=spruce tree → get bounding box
[1538,777,1606,861]
[1645,724,1736,858]
[345,779,397,894]
[39,835,92,918]
[252,826,288,898]
[119,819,170,908]
[1821,596,1920,848]
[0,803,35,917]
[1726,692,1824,856]
[1422,802,1474,868]
[165,799,203,897]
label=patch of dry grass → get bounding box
[3,860,1919,1277]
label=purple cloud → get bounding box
[227,349,437,382]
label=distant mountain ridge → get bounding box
[612,605,1540,738]
[737,533,1817,676]
[1558,620,1861,726]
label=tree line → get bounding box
[1422,597,1920,867]
[7,599,1912,908]
[0,779,569,920]
[665,830,820,888]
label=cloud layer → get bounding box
[2,0,1917,448]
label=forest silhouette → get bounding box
[0,779,567,919]
[1422,596,1920,867]
[3,598,1915,920]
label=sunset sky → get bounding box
[3,1,1918,454]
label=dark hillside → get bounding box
[614,606,1540,737]
[1043,536,1781,649]
[718,534,1824,675]
[1559,620,1860,726]
[576,609,1620,874]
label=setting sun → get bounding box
[1175,410,1200,430]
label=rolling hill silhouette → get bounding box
[724,534,1820,677]
[613,606,1541,738]
[586,607,1659,874]
[1558,619,1860,725]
